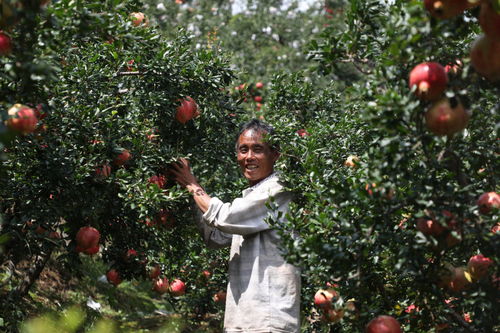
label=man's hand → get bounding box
[169,158,211,213]
[169,158,197,189]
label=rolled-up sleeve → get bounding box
[194,207,232,249]
[202,188,291,236]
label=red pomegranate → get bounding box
[106,269,122,286]
[169,279,186,296]
[149,265,161,280]
[113,149,132,166]
[424,0,478,19]
[6,104,38,134]
[148,174,166,188]
[0,31,12,55]
[470,34,500,81]
[153,277,170,294]
[447,267,471,292]
[477,191,500,214]
[75,226,100,254]
[365,315,402,333]
[467,254,493,280]
[424,97,470,136]
[95,164,111,179]
[154,209,175,229]
[314,288,338,310]
[213,290,227,303]
[416,218,446,236]
[479,1,500,41]
[175,97,199,124]
[409,62,448,101]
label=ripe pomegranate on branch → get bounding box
[409,62,448,101]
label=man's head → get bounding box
[236,119,279,186]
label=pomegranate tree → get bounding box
[408,62,448,101]
[424,97,470,136]
[470,34,500,81]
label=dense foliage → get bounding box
[0,0,498,332]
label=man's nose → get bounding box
[245,150,256,160]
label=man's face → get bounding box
[237,129,279,186]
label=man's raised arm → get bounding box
[169,158,211,213]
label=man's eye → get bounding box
[239,148,248,153]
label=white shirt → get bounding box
[199,173,301,333]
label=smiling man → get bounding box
[170,119,301,333]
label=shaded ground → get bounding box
[13,255,223,333]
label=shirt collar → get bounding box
[242,172,279,196]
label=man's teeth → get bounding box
[246,165,258,170]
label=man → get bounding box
[170,119,301,333]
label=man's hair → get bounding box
[235,119,279,151]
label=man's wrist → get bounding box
[187,184,206,197]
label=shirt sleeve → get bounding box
[194,207,232,249]
[202,185,291,236]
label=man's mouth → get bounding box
[246,165,258,170]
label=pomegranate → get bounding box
[95,164,111,179]
[296,129,310,137]
[213,290,227,303]
[154,209,175,229]
[130,12,148,27]
[470,34,500,81]
[254,96,263,103]
[149,265,161,280]
[255,82,264,89]
[169,279,186,296]
[479,1,500,41]
[447,267,471,292]
[425,97,470,136]
[175,97,199,124]
[415,218,446,236]
[6,104,38,134]
[344,155,360,168]
[201,270,211,279]
[477,191,500,214]
[0,31,12,55]
[75,226,100,254]
[436,263,455,288]
[148,174,166,189]
[322,308,344,323]
[106,269,122,286]
[153,277,170,294]
[314,288,338,310]
[365,315,402,333]
[408,62,448,101]
[424,0,479,19]
[467,254,493,280]
[113,149,132,166]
